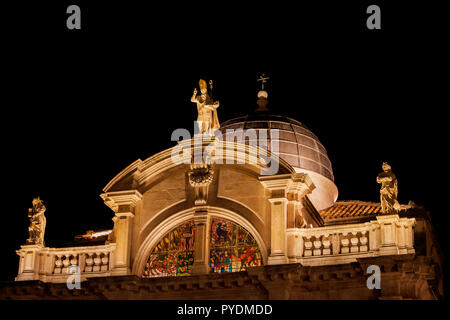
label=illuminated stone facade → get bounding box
[1,89,444,300]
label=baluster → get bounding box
[341,235,350,254]
[93,252,101,272]
[322,236,331,255]
[313,237,322,256]
[359,231,368,252]
[62,254,71,274]
[54,254,63,274]
[350,232,359,253]
[304,237,313,257]
[70,254,76,265]
[85,253,94,272]
[101,252,109,272]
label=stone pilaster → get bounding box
[260,173,315,265]
[376,215,416,256]
[287,174,315,262]
[101,190,142,276]
[191,208,211,275]
[188,162,215,275]
[268,197,289,265]
[377,215,399,255]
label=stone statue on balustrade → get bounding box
[377,162,400,214]
[26,197,47,246]
[191,79,220,135]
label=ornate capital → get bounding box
[260,173,315,200]
[100,190,143,216]
[287,173,315,199]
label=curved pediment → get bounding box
[103,139,295,193]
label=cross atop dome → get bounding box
[256,73,270,112]
[257,73,270,91]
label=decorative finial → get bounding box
[257,74,270,91]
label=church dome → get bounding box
[219,91,338,211]
[220,113,334,182]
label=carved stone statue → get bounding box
[26,197,46,246]
[377,162,400,214]
[191,79,220,134]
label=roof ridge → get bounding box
[333,200,412,208]
[320,199,417,221]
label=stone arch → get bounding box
[132,206,267,277]
[103,140,295,193]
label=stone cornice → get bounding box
[103,139,295,194]
[259,174,291,191]
[100,190,143,214]
[1,255,439,300]
[259,173,316,198]
[102,160,143,193]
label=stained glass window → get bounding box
[209,218,263,273]
[142,220,195,278]
[142,217,263,278]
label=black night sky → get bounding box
[1,1,447,296]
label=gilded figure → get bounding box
[191,79,220,134]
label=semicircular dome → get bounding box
[220,112,338,211]
[220,113,334,181]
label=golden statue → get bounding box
[26,197,47,246]
[191,79,220,134]
[377,162,400,214]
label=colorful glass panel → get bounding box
[142,217,263,278]
[209,218,263,273]
[142,220,195,278]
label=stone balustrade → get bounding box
[295,214,415,266]
[15,215,415,282]
[16,244,116,283]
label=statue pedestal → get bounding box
[377,215,401,255]
[15,244,44,281]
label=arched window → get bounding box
[142,217,263,278]
[142,220,195,278]
[209,218,263,273]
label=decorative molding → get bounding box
[100,190,143,214]
[102,160,143,193]
[188,164,214,187]
[259,173,315,198]
[102,139,295,194]
[188,163,215,206]
[5,255,439,300]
